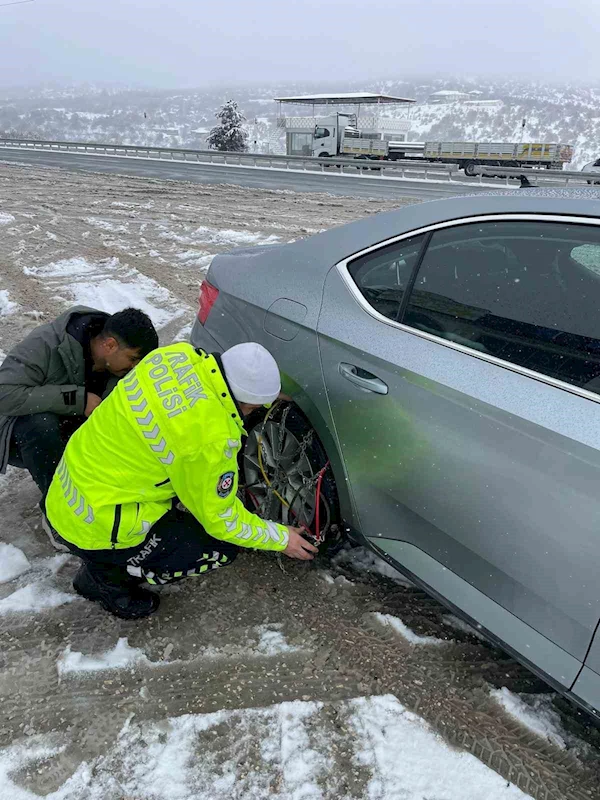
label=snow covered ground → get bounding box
[0,162,597,799]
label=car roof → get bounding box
[212,188,600,329]
[291,187,600,264]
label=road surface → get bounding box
[0,147,501,200]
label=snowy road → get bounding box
[0,148,496,200]
[0,163,599,800]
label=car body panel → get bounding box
[369,538,582,687]
[317,258,600,666]
[190,188,600,708]
[571,665,600,714]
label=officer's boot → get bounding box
[73,563,160,620]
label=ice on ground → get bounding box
[373,612,445,646]
[491,688,567,749]
[159,224,280,248]
[0,694,530,799]
[0,211,15,225]
[0,543,30,583]
[0,580,76,614]
[0,289,19,316]
[333,544,414,586]
[255,623,301,656]
[83,216,128,234]
[58,637,149,675]
[24,256,186,330]
[24,256,120,279]
[348,695,528,799]
[173,320,193,342]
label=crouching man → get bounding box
[44,341,317,619]
[0,306,159,498]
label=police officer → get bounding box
[44,341,317,619]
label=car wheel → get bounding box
[464,160,477,177]
[241,404,339,543]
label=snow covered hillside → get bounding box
[1,77,599,166]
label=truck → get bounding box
[309,115,574,175]
[422,141,574,175]
[311,114,420,161]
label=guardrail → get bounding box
[473,164,599,186]
[0,137,462,182]
[2,137,598,188]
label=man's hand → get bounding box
[84,392,102,417]
[283,527,319,561]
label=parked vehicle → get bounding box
[423,141,574,175]
[191,188,600,718]
[583,159,600,184]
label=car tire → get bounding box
[241,404,339,542]
[464,160,478,177]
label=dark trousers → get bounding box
[8,413,85,497]
[56,506,239,586]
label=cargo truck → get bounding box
[423,141,574,175]
[310,116,574,175]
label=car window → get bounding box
[347,233,427,321]
[402,220,600,393]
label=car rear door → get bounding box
[317,214,600,690]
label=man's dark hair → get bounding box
[102,308,159,357]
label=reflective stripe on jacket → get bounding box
[46,343,289,552]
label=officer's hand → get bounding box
[85,392,102,417]
[283,527,319,560]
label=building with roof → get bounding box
[274,92,416,156]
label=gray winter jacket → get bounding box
[0,306,117,473]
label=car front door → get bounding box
[317,215,600,689]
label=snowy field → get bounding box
[0,162,598,800]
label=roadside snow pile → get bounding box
[0,289,19,316]
[0,581,76,614]
[373,612,445,646]
[23,256,185,329]
[333,544,414,586]
[0,211,15,225]
[492,688,567,749]
[58,637,150,675]
[0,543,30,583]
[0,694,530,799]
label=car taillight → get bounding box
[198,280,219,325]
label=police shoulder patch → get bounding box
[217,471,235,498]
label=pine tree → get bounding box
[207,100,248,152]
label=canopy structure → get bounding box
[274,92,415,106]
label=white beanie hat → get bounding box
[221,342,281,406]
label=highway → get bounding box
[0,148,501,201]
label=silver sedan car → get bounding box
[583,159,600,184]
[191,188,600,717]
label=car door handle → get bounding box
[339,363,388,395]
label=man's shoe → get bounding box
[73,565,160,620]
[41,515,70,553]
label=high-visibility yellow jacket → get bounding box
[45,343,289,553]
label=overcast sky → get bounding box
[0,0,598,88]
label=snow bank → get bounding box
[0,543,30,583]
[0,289,19,316]
[333,544,414,586]
[0,211,15,225]
[159,224,280,248]
[0,581,76,614]
[24,256,185,330]
[58,637,149,675]
[0,694,530,799]
[348,694,528,799]
[491,688,566,749]
[373,612,445,645]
